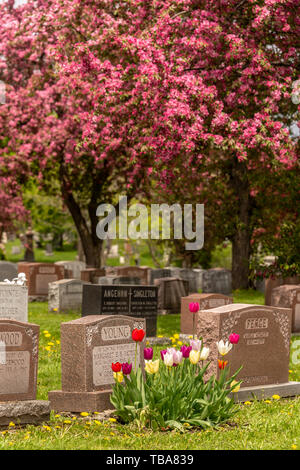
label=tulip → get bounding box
[145,359,159,374]
[172,350,183,365]
[189,349,201,364]
[144,347,153,360]
[190,339,202,351]
[121,362,132,375]
[113,371,124,383]
[218,359,228,370]
[111,362,122,373]
[230,380,240,393]
[216,340,232,356]
[189,302,199,313]
[163,352,174,367]
[180,345,192,358]
[160,349,167,360]
[199,346,210,361]
[229,333,240,345]
[132,328,145,342]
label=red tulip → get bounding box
[189,302,199,313]
[111,362,122,372]
[229,333,240,344]
[132,328,145,342]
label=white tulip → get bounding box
[216,340,232,356]
[199,347,210,361]
[163,352,174,367]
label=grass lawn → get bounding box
[1,289,300,450]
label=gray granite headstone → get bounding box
[0,283,28,322]
[48,279,84,313]
[0,262,18,282]
[202,268,232,295]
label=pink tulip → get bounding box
[229,333,240,344]
[189,302,199,313]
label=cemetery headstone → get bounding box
[80,267,106,283]
[45,243,53,256]
[18,263,65,298]
[168,268,199,293]
[271,284,300,333]
[48,279,84,313]
[154,277,189,314]
[82,284,158,336]
[105,266,149,285]
[0,262,18,282]
[55,260,86,280]
[181,293,233,335]
[202,268,232,295]
[96,276,141,286]
[264,276,300,306]
[0,319,39,401]
[11,246,21,256]
[197,303,292,388]
[0,283,28,322]
[149,268,172,285]
[48,315,145,412]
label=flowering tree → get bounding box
[0,0,299,282]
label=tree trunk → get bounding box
[62,189,103,267]
[230,158,252,290]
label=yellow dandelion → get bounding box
[94,420,101,425]
[42,425,51,431]
[80,412,89,417]
[8,422,15,427]
[47,342,54,346]
[64,420,72,424]
[109,417,117,423]
[173,334,179,339]
[272,394,280,400]
[44,333,51,338]
[244,401,252,406]
[291,444,297,450]
[53,308,58,312]
[54,414,61,418]
[264,400,271,404]
[45,346,51,351]
[177,341,183,346]
[56,340,60,345]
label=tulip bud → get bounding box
[180,345,192,358]
[190,339,202,351]
[132,328,145,342]
[145,359,159,374]
[121,362,132,375]
[199,346,210,361]
[111,362,122,373]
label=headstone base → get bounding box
[29,295,48,302]
[48,389,112,413]
[231,381,300,402]
[0,400,50,428]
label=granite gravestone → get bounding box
[154,277,189,314]
[168,268,199,294]
[180,293,233,335]
[197,303,292,388]
[202,268,232,295]
[80,268,106,283]
[0,319,39,401]
[0,262,18,282]
[82,284,158,336]
[0,283,28,322]
[55,261,86,280]
[17,263,65,297]
[95,276,141,286]
[271,284,300,333]
[264,276,300,306]
[105,266,149,285]
[48,315,145,412]
[149,268,172,285]
[48,279,84,313]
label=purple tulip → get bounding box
[180,345,192,358]
[144,347,153,360]
[121,362,132,375]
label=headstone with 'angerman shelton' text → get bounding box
[81,284,158,336]
[48,315,145,412]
